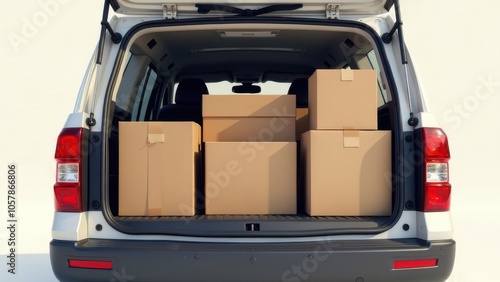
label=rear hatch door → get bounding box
[111,0,394,17]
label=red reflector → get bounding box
[394,259,438,270]
[68,259,113,270]
[54,184,82,212]
[424,183,451,212]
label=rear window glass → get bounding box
[206,81,290,95]
[172,81,291,102]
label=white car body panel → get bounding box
[417,211,454,241]
[113,0,390,16]
[52,210,453,245]
[52,212,88,241]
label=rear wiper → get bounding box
[196,3,303,16]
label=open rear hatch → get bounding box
[100,1,406,237]
[110,0,394,17]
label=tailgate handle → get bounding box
[245,223,260,231]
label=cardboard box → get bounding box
[301,130,391,216]
[119,122,200,216]
[205,142,296,214]
[308,69,377,130]
[202,95,295,142]
[296,108,309,141]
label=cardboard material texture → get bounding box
[205,142,297,215]
[296,108,309,141]
[119,122,200,216]
[301,130,392,216]
[202,95,296,142]
[308,69,377,130]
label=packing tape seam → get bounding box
[147,123,164,215]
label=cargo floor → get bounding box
[116,214,388,221]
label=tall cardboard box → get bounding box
[205,142,296,214]
[308,69,377,130]
[119,122,200,216]
[301,130,391,216]
[203,95,296,142]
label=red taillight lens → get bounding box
[54,183,82,212]
[55,133,82,159]
[422,128,451,212]
[424,183,451,212]
[423,129,450,160]
[394,258,438,270]
[68,259,113,270]
[54,128,84,212]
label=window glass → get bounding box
[131,68,158,120]
[366,50,390,107]
[172,81,291,101]
[206,81,290,95]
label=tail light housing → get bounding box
[54,128,85,212]
[419,128,451,212]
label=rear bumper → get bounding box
[50,238,455,282]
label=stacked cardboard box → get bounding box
[203,95,297,215]
[302,69,392,216]
[119,122,200,216]
[203,95,296,142]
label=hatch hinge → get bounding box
[163,4,177,19]
[326,4,340,19]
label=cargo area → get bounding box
[104,20,400,236]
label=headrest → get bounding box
[175,78,208,105]
[288,78,308,108]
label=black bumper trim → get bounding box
[51,238,455,282]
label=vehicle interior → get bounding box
[105,22,397,236]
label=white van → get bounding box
[50,1,455,281]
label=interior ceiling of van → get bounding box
[130,26,373,83]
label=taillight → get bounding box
[421,128,451,212]
[54,128,84,212]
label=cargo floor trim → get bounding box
[109,215,391,237]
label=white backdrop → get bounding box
[0,1,499,281]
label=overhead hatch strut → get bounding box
[382,0,419,127]
[87,0,122,127]
[196,4,303,16]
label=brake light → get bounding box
[422,128,451,212]
[68,259,113,270]
[54,128,84,212]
